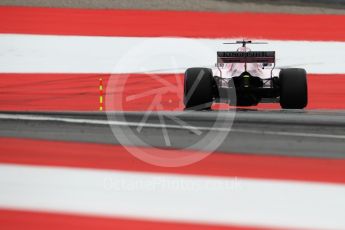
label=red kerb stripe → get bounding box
[0,73,344,111]
[0,209,269,230]
[0,7,345,40]
[1,138,345,184]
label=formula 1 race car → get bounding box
[184,40,308,110]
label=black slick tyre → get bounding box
[184,68,214,110]
[279,68,308,109]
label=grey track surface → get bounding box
[0,0,344,14]
[1,110,345,159]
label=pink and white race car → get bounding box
[184,40,308,110]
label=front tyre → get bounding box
[279,68,308,109]
[184,68,214,110]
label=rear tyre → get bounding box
[184,68,214,110]
[279,68,308,109]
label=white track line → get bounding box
[1,113,345,140]
[0,164,345,229]
[0,34,345,74]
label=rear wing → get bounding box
[217,51,275,63]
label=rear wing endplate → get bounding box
[217,51,275,63]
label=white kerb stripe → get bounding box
[0,164,345,229]
[0,34,345,74]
